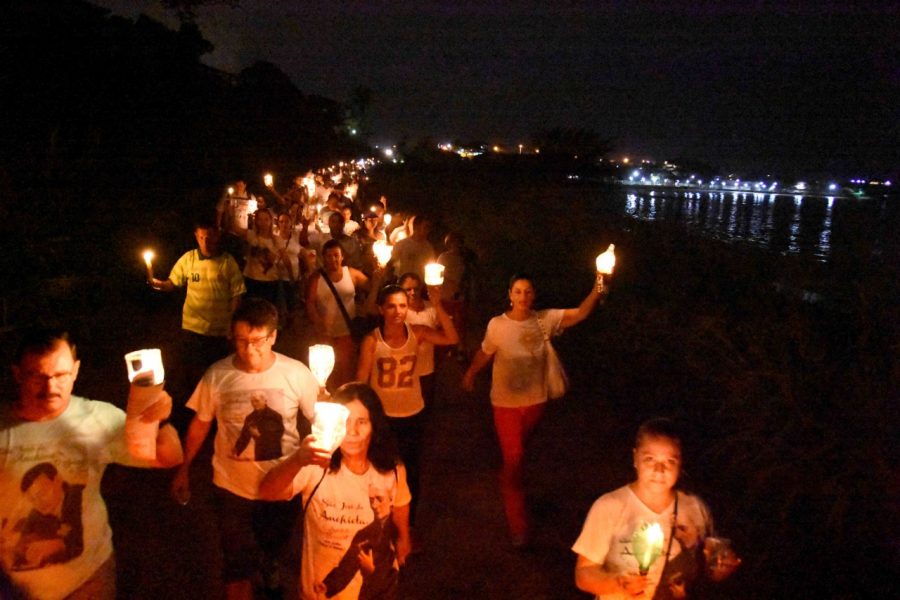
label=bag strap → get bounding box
[303,468,328,513]
[660,492,679,572]
[318,267,354,330]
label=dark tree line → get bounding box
[0,0,362,201]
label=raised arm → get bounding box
[411,286,458,346]
[149,277,176,292]
[559,274,608,330]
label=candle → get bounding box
[125,348,165,386]
[248,198,258,215]
[123,348,165,461]
[227,186,234,197]
[308,344,336,389]
[311,401,350,452]
[372,240,393,267]
[595,244,616,275]
[383,213,393,226]
[142,249,155,280]
[264,173,274,188]
[632,522,665,575]
[424,263,445,286]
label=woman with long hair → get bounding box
[462,272,607,547]
[572,418,740,599]
[259,382,411,599]
[356,284,457,528]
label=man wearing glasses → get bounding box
[0,328,183,599]
[170,298,318,600]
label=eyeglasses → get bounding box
[22,370,75,384]
[232,331,273,349]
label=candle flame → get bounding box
[263,173,273,187]
[383,213,393,226]
[227,186,234,196]
[595,244,616,275]
[372,240,393,267]
[632,521,665,574]
[142,249,154,267]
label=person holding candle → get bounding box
[259,382,411,600]
[461,271,608,547]
[307,239,372,390]
[0,328,183,600]
[170,298,319,600]
[572,418,740,599]
[388,215,434,280]
[356,284,458,528]
[150,217,245,417]
[274,211,304,329]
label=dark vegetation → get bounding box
[1,1,898,598]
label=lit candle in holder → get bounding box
[632,521,665,575]
[264,173,274,188]
[372,240,393,267]
[383,213,393,226]
[311,401,350,452]
[142,249,155,281]
[227,186,234,197]
[248,198,258,215]
[309,344,336,392]
[424,263,445,286]
[124,349,166,461]
[595,243,616,284]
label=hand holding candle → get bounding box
[124,349,166,461]
[424,262,445,286]
[372,240,393,268]
[311,401,350,452]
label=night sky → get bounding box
[93,1,898,176]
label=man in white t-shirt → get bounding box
[170,298,319,600]
[0,329,183,600]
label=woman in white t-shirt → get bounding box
[572,418,740,599]
[462,272,608,547]
[259,382,412,600]
[242,208,280,305]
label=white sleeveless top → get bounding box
[370,323,423,417]
[315,266,355,337]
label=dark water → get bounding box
[615,186,899,263]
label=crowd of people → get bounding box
[0,165,739,599]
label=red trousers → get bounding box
[492,403,546,538]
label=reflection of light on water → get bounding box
[617,187,845,261]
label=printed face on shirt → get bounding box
[508,279,535,311]
[633,435,682,495]
[340,399,372,460]
[232,322,277,372]
[369,485,391,520]
[13,341,80,421]
[24,473,65,516]
[379,291,408,325]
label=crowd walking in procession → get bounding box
[0,163,740,599]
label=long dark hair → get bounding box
[328,382,400,474]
